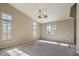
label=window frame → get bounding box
[47,24,56,36]
[33,21,37,36]
[2,13,12,40]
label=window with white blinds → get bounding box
[2,13,12,40]
[33,21,37,36]
[47,24,56,36]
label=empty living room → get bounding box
[0,2,79,56]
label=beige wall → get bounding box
[41,19,74,44]
[76,4,79,53]
[0,4,40,48]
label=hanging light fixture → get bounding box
[38,9,48,19]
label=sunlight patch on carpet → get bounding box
[6,48,30,56]
[39,40,70,46]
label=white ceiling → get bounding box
[10,3,74,23]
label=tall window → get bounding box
[47,24,56,36]
[33,21,37,36]
[2,13,12,40]
[47,25,52,36]
[52,24,56,36]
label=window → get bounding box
[47,25,52,36]
[47,24,56,36]
[33,21,37,36]
[2,13,12,40]
[52,24,56,35]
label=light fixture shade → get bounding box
[38,15,41,18]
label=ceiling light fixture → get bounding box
[38,9,48,19]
